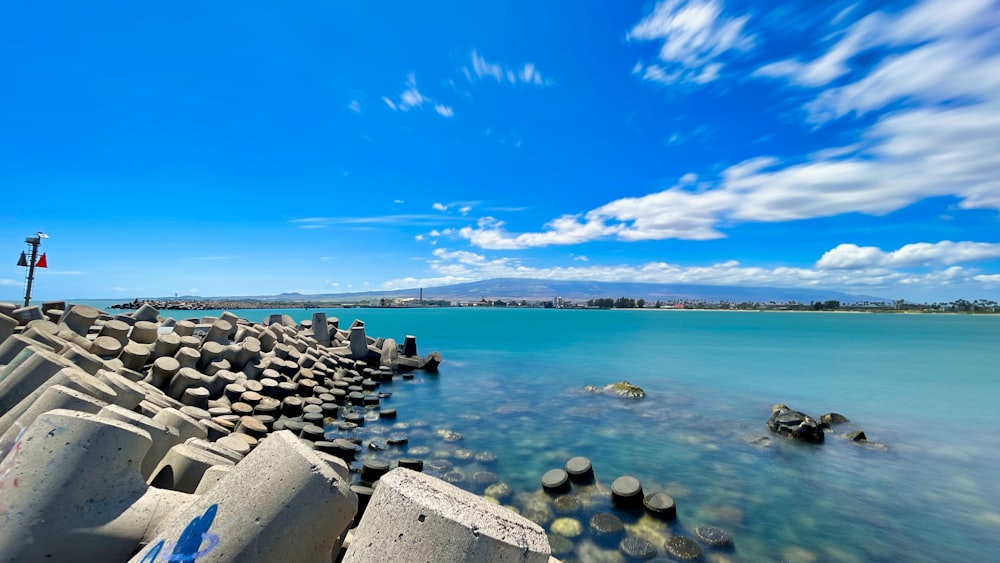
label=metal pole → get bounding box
[23,237,40,308]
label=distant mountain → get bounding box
[221,278,891,304]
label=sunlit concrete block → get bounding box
[343,468,550,563]
[131,430,357,563]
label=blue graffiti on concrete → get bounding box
[141,504,220,562]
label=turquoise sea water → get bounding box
[80,305,1000,561]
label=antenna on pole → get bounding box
[17,232,48,307]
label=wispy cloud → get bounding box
[292,215,461,228]
[0,279,19,286]
[383,74,453,117]
[628,0,754,85]
[348,100,362,113]
[432,201,477,215]
[753,13,880,87]
[467,51,553,86]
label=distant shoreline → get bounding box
[105,299,999,315]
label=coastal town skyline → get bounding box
[3,0,999,302]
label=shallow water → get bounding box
[81,304,1000,561]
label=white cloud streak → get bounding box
[383,74,453,117]
[468,51,552,86]
[629,0,754,85]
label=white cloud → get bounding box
[348,100,362,113]
[753,13,880,87]
[433,202,448,212]
[468,51,552,86]
[458,215,622,250]
[458,205,472,216]
[459,1,1000,249]
[0,279,19,286]
[818,242,1000,270]
[384,74,453,117]
[628,0,754,85]
[384,244,1000,296]
[750,0,1000,124]
[396,74,427,110]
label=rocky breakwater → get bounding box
[0,301,550,562]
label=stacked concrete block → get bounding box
[0,303,463,563]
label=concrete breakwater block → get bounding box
[131,430,357,563]
[0,409,157,561]
[611,475,644,509]
[343,468,551,563]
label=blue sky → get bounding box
[2,0,999,302]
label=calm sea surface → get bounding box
[79,305,1000,561]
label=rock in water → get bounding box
[767,404,824,443]
[820,412,850,427]
[584,380,646,399]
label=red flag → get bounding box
[36,253,47,268]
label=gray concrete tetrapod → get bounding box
[0,409,161,561]
[0,312,17,342]
[57,304,101,336]
[342,468,551,563]
[0,345,78,416]
[0,383,107,454]
[0,365,116,439]
[349,325,368,360]
[130,429,358,563]
[311,312,331,346]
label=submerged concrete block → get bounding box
[131,430,357,563]
[343,468,550,563]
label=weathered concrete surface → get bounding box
[0,410,153,561]
[130,430,357,563]
[343,468,550,563]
